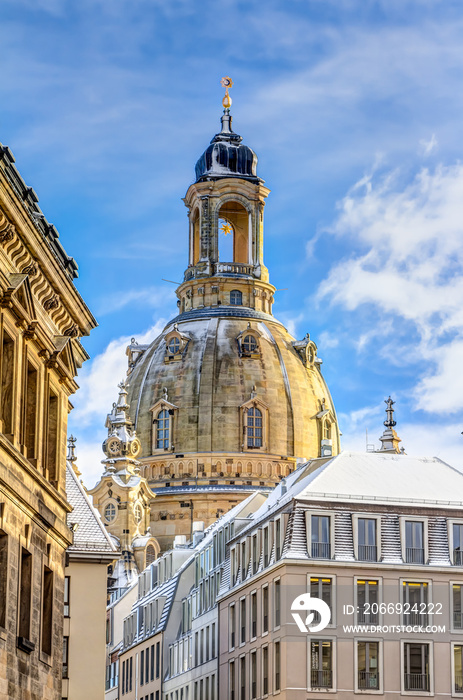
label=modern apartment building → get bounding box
[218,450,463,699]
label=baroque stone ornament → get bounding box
[43,294,60,311]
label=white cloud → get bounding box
[420,133,438,157]
[317,162,463,414]
[71,319,166,428]
[318,331,339,350]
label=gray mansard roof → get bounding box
[66,461,118,560]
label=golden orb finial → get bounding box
[221,76,233,110]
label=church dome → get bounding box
[126,311,339,465]
[194,112,259,183]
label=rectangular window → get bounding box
[130,656,133,691]
[403,582,428,626]
[24,362,38,461]
[212,622,216,658]
[251,651,257,700]
[211,673,215,700]
[141,649,145,685]
[0,531,7,628]
[156,641,160,678]
[146,646,149,684]
[41,566,53,656]
[310,578,332,624]
[275,519,281,561]
[263,527,269,568]
[274,580,281,628]
[1,330,14,437]
[403,642,429,692]
[251,592,257,639]
[274,641,281,691]
[310,640,332,689]
[64,575,70,617]
[454,525,463,565]
[455,645,463,693]
[252,535,258,575]
[454,584,463,629]
[194,682,198,700]
[241,542,247,581]
[357,641,379,690]
[19,547,32,641]
[229,604,236,649]
[240,598,246,644]
[240,656,246,700]
[63,636,69,678]
[45,388,59,485]
[311,515,331,558]
[230,660,235,700]
[358,518,377,562]
[262,646,269,696]
[206,625,210,661]
[357,580,379,624]
[262,585,269,633]
[122,660,125,695]
[405,521,425,564]
[151,644,155,681]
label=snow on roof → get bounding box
[296,452,463,508]
[66,461,118,556]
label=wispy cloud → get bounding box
[317,161,463,414]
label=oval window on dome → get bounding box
[243,335,258,354]
[168,337,180,355]
[104,502,116,523]
[230,290,242,306]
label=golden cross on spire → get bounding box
[221,76,233,110]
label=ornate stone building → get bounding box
[0,143,96,698]
[92,90,340,556]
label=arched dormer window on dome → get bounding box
[240,396,269,452]
[164,325,190,364]
[230,289,242,306]
[237,324,261,358]
[150,396,178,454]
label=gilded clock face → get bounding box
[107,438,121,455]
[131,439,141,457]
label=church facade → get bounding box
[91,92,340,563]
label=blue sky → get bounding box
[2,0,463,484]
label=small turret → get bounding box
[377,397,404,454]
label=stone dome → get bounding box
[125,308,339,464]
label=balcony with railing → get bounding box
[358,671,379,690]
[454,612,463,629]
[214,262,254,276]
[404,611,428,626]
[311,669,333,688]
[455,674,463,693]
[358,544,377,562]
[358,610,379,625]
[311,542,331,559]
[405,547,425,564]
[454,550,463,566]
[404,673,429,691]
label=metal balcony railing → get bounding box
[455,674,463,693]
[311,542,331,559]
[454,550,463,565]
[311,669,333,688]
[404,673,429,691]
[358,671,379,689]
[358,610,379,625]
[454,612,463,629]
[358,544,377,562]
[404,610,428,626]
[405,547,425,564]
